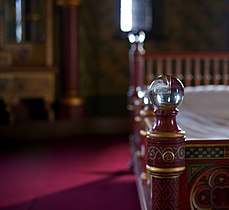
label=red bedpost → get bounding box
[146,75,186,210]
[127,32,146,135]
[139,101,155,182]
[57,0,85,119]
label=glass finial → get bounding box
[148,75,184,109]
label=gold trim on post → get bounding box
[56,0,82,6]
[147,130,186,138]
[146,165,186,179]
[139,109,155,117]
[61,96,84,106]
[162,151,175,162]
[140,129,147,136]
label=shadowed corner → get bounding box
[0,171,140,210]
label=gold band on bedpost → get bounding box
[146,165,186,179]
[146,75,186,210]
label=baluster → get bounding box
[166,58,172,75]
[185,58,192,86]
[213,58,220,85]
[194,58,201,86]
[175,58,183,82]
[223,59,228,85]
[204,58,210,85]
[146,59,154,85]
[156,58,163,77]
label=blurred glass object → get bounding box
[148,75,184,109]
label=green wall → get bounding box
[60,0,229,116]
[146,0,229,52]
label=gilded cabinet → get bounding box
[0,0,55,122]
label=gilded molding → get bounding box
[139,109,155,117]
[150,173,181,179]
[148,145,185,162]
[140,129,147,136]
[56,0,82,7]
[147,130,186,138]
[140,172,147,181]
[146,165,186,178]
[162,151,175,162]
[61,96,84,106]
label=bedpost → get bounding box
[128,31,145,90]
[139,94,155,174]
[57,0,85,119]
[127,32,145,134]
[146,75,186,210]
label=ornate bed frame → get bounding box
[128,33,229,210]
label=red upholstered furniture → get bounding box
[128,33,229,210]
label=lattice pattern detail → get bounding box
[151,177,180,210]
[186,146,228,159]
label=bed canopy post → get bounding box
[146,75,186,210]
[127,32,146,134]
[57,0,85,119]
[128,31,145,92]
[138,99,155,181]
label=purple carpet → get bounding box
[0,134,140,210]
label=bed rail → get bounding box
[128,35,229,210]
[145,52,229,86]
[129,74,229,210]
[128,33,229,88]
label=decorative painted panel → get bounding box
[189,166,229,210]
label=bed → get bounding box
[128,34,229,210]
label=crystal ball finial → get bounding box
[148,75,184,109]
